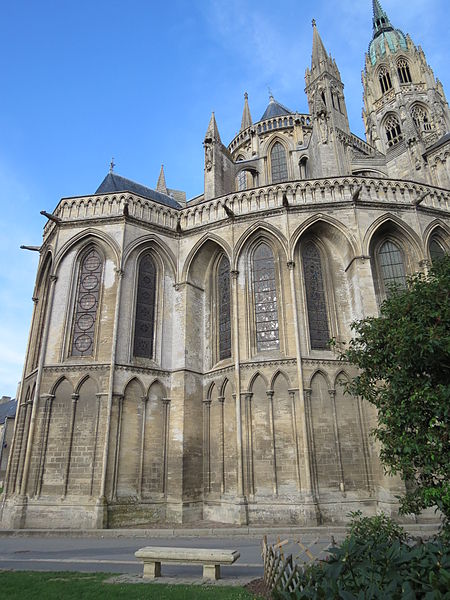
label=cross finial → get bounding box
[109,157,115,173]
[268,86,273,100]
[312,19,316,27]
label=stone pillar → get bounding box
[138,396,148,499]
[111,394,124,501]
[161,398,171,497]
[34,393,54,498]
[203,399,211,495]
[266,390,278,496]
[218,396,225,494]
[288,389,302,491]
[62,393,79,498]
[329,389,345,493]
[244,393,254,497]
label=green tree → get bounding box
[339,256,450,526]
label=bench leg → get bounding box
[203,564,220,580]
[143,560,161,579]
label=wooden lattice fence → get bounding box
[262,534,335,596]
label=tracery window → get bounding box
[429,238,446,262]
[385,115,403,147]
[133,254,157,358]
[379,66,393,94]
[302,242,330,350]
[397,59,412,84]
[217,255,231,360]
[71,246,103,357]
[253,243,280,351]
[237,170,247,191]
[377,240,406,294]
[411,105,432,132]
[271,142,288,183]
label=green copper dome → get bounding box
[368,0,407,65]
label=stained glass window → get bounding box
[397,59,412,84]
[302,242,330,350]
[71,247,103,356]
[218,255,231,360]
[237,170,247,191]
[271,142,288,183]
[133,255,157,358]
[429,238,445,262]
[253,243,280,351]
[378,240,406,293]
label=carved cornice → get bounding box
[43,364,109,373]
[240,358,297,369]
[301,358,350,366]
[115,364,171,377]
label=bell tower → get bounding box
[362,0,450,182]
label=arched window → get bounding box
[71,246,103,356]
[397,59,412,84]
[302,242,330,350]
[429,238,446,262]
[133,254,157,358]
[379,66,393,94]
[377,240,406,294]
[271,142,288,183]
[218,254,231,360]
[299,156,308,180]
[253,243,280,351]
[385,115,403,147]
[411,105,432,133]
[237,170,247,191]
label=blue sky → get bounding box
[0,0,449,396]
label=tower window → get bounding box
[133,254,157,358]
[252,243,280,352]
[71,246,103,357]
[378,240,406,294]
[385,115,403,147]
[218,254,231,360]
[237,170,247,191]
[302,242,330,350]
[397,59,412,84]
[270,142,288,183]
[379,66,393,94]
[411,105,433,133]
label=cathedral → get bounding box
[1,1,449,529]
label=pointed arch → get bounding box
[122,376,146,398]
[54,228,120,271]
[248,371,269,393]
[334,369,350,389]
[50,376,74,396]
[270,369,291,391]
[234,222,288,268]
[147,378,167,399]
[423,220,450,260]
[290,214,358,262]
[123,234,177,276]
[207,381,216,401]
[74,374,99,395]
[181,233,232,283]
[308,369,332,389]
[363,213,423,257]
[220,377,231,397]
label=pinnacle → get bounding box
[240,92,253,131]
[205,112,221,143]
[311,19,329,69]
[156,164,168,194]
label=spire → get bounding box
[240,92,252,131]
[204,111,221,143]
[156,164,168,194]
[311,19,329,68]
[372,0,393,38]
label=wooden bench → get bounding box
[135,546,240,580]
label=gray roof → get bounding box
[425,132,450,154]
[0,398,17,424]
[261,97,293,121]
[95,173,181,209]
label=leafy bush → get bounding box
[273,514,450,599]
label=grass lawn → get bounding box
[0,570,259,599]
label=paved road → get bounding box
[0,533,337,581]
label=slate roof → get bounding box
[0,399,17,425]
[95,173,181,209]
[261,97,293,121]
[425,132,450,154]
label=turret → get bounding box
[203,112,235,200]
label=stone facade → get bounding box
[1,3,449,529]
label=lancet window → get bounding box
[397,59,412,84]
[252,243,280,351]
[237,170,247,191]
[429,238,446,263]
[385,115,403,147]
[302,242,330,350]
[377,240,406,294]
[379,66,393,94]
[218,254,231,360]
[71,246,103,357]
[271,142,288,183]
[133,254,157,358]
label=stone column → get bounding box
[203,399,211,495]
[34,393,54,498]
[266,390,278,496]
[218,396,225,494]
[288,389,302,491]
[303,388,318,500]
[329,389,345,493]
[63,392,79,498]
[111,394,124,501]
[162,399,171,497]
[137,396,148,499]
